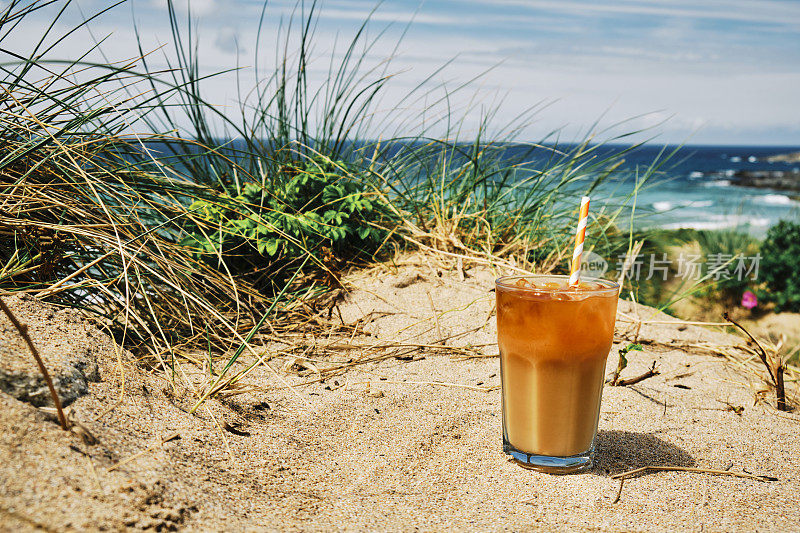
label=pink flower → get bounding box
[741,290,758,310]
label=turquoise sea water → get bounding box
[581,144,800,236]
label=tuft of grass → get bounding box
[0,1,313,378]
[375,135,672,274]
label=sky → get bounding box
[10,0,800,145]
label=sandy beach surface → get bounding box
[1,256,799,531]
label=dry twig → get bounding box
[0,296,68,430]
[616,361,660,387]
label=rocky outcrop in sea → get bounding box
[730,168,800,192]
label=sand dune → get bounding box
[1,259,798,531]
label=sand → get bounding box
[1,256,799,532]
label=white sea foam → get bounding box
[688,171,704,179]
[730,156,742,163]
[704,180,731,187]
[653,199,714,212]
[683,200,713,208]
[660,216,769,231]
[756,194,797,205]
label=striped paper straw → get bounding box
[569,196,591,286]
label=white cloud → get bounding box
[149,0,217,17]
[214,26,244,55]
[315,8,468,26]
[477,0,800,26]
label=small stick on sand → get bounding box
[107,432,180,472]
[610,465,777,482]
[776,368,787,411]
[610,343,643,386]
[616,361,660,387]
[0,296,68,430]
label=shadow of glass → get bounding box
[593,430,696,476]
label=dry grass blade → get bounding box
[106,432,181,472]
[611,479,624,504]
[723,312,788,411]
[190,255,311,413]
[610,465,777,482]
[351,379,495,393]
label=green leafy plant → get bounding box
[182,156,393,282]
[759,220,800,312]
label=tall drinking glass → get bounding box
[496,275,619,473]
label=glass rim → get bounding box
[495,274,619,295]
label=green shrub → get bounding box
[182,157,393,282]
[759,220,800,312]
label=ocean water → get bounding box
[560,144,800,236]
[141,140,800,236]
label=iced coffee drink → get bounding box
[496,275,619,473]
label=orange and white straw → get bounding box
[569,196,590,286]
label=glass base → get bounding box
[504,441,594,474]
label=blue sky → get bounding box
[13,0,800,144]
